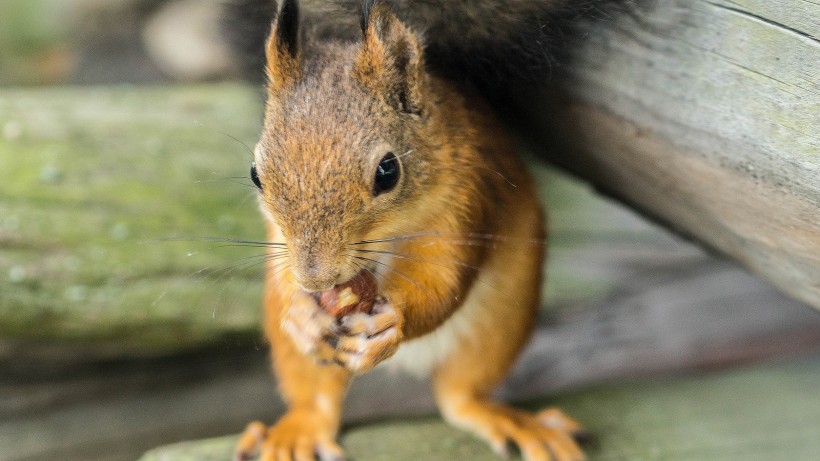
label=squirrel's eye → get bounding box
[250,163,263,190]
[373,153,400,196]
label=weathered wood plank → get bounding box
[140,355,820,461]
[527,0,820,308]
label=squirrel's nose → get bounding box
[296,261,340,292]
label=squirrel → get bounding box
[231,1,593,460]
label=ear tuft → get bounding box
[266,0,301,95]
[355,1,427,116]
[360,0,376,36]
[276,0,299,56]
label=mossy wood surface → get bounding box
[0,85,266,356]
[531,0,820,309]
[140,356,820,461]
[0,83,693,359]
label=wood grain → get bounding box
[526,0,820,308]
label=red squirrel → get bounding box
[233,1,587,460]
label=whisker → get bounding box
[232,255,289,298]
[359,237,502,252]
[230,253,290,276]
[349,254,436,302]
[350,247,485,273]
[161,236,288,248]
[472,165,518,189]
[350,231,545,247]
[194,252,288,281]
[192,176,255,187]
[351,260,389,301]
[151,236,303,296]
[262,257,293,287]
[195,122,255,160]
[267,258,292,279]
[209,243,286,250]
[347,259,386,293]
[349,248,517,306]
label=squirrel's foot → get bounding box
[233,414,345,461]
[442,400,587,461]
[282,296,400,374]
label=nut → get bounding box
[318,270,378,317]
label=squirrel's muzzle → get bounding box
[295,262,340,292]
[290,244,344,292]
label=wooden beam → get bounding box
[525,0,820,308]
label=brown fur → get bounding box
[235,3,586,461]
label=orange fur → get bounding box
[234,3,586,461]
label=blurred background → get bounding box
[0,0,240,86]
[2,1,820,461]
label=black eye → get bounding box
[373,153,400,195]
[250,163,262,190]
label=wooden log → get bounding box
[524,0,820,308]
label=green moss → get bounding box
[0,84,266,349]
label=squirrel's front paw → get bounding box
[282,296,400,373]
[280,293,340,363]
[332,299,401,373]
[234,414,345,461]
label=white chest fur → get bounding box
[380,280,496,377]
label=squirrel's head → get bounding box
[253,0,441,292]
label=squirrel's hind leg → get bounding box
[430,225,587,461]
[431,309,588,461]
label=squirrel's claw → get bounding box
[233,421,266,461]
[440,401,587,461]
[234,414,346,461]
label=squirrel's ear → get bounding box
[265,0,301,96]
[355,1,427,116]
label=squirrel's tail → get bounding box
[222,0,626,104]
